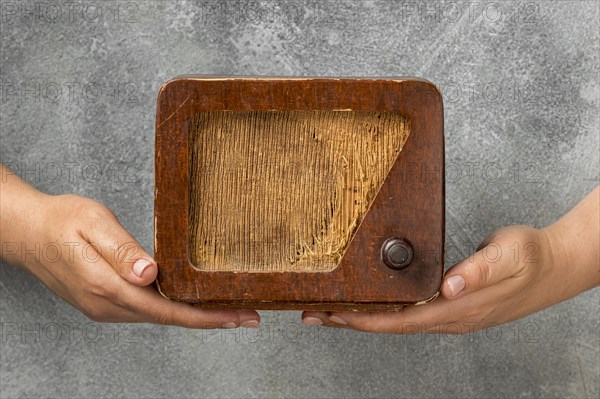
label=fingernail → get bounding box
[446,275,465,296]
[302,317,323,326]
[222,322,238,329]
[133,258,153,277]
[240,320,259,329]
[328,315,348,325]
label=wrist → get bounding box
[0,181,53,269]
[541,222,597,300]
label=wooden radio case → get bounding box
[154,76,444,311]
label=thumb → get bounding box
[442,241,515,299]
[79,207,158,286]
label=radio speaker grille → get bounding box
[188,110,410,272]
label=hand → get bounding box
[303,225,557,333]
[0,171,259,329]
[301,187,599,333]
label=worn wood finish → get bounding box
[155,76,445,311]
[188,110,410,273]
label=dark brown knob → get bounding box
[381,238,413,270]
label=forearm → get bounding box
[0,163,51,267]
[543,185,600,298]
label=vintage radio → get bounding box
[154,76,444,311]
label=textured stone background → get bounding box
[1,1,598,398]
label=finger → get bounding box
[441,243,517,299]
[83,298,146,323]
[302,312,327,326]
[303,294,487,334]
[125,285,261,329]
[302,300,449,334]
[301,311,352,329]
[78,209,157,286]
[72,242,260,329]
[302,309,413,332]
[46,252,151,322]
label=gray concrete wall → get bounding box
[1,1,598,398]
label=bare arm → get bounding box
[302,186,600,333]
[1,164,259,328]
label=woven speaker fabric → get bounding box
[188,110,410,272]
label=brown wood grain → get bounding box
[155,77,445,311]
[188,110,410,273]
